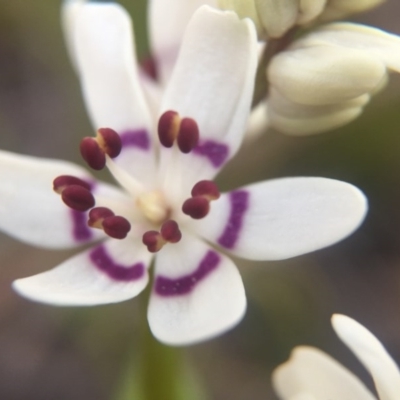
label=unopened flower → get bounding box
[273,314,400,399]
[267,23,400,135]
[217,0,385,38]
[1,4,367,345]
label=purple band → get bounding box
[90,245,145,282]
[217,190,249,249]
[154,250,220,296]
[193,140,229,168]
[120,129,150,150]
[71,210,93,242]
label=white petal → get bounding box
[13,239,151,306]
[158,6,258,190]
[194,177,367,260]
[293,23,400,73]
[74,3,157,183]
[332,315,400,400]
[272,346,376,400]
[61,0,86,71]
[149,0,217,85]
[148,234,246,345]
[0,150,105,249]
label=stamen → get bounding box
[61,185,95,212]
[191,180,220,200]
[80,127,122,170]
[142,231,165,253]
[142,219,182,252]
[88,207,131,239]
[182,180,220,219]
[97,128,122,158]
[158,111,180,148]
[80,137,106,170]
[177,118,199,153]
[182,197,210,219]
[53,175,91,193]
[88,207,114,228]
[102,216,131,239]
[158,110,199,153]
[160,220,182,243]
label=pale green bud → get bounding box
[266,22,400,135]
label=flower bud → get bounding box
[319,0,386,22]
[265,22,400,135]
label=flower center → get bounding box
[135,190,170,224]
[52,111,221,253]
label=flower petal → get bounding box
[73,3,157,183]
[147,234,246,345]
[272,346,376,400]
[61,0,86,71]
[194,177,367,260]
[13,239,151,306]
[149,0,217,85]
[158,6,258,190]
[0,150,105,248]
[332,314,400,400]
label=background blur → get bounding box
[0,1,400,399]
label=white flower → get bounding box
[1,3,367,345]
[266,22,400,135]
[273,314,400,399]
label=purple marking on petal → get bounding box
[71,210,93,242]
[154,250,220,296]
[217,190,249,249]
[90,245,145,282]
[120,129,150,150]
[192,140,229,168]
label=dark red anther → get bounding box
[97,128,122,158]
[142,230,163,253]
[191,180,220,200]
[61,185,95,211]
[80,137,106,170]
[160,220,182,243]
[182,196,210,219]
[158,110,179,148]
[177,117,199,153]
[53,175,91,194]
[88,207,114,228]
[102,216,131,239]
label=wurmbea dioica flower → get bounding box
[1,4,367,345]
[273,315,400,399]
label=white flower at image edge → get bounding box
[0,4,367,345]
[273,314,400,400]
